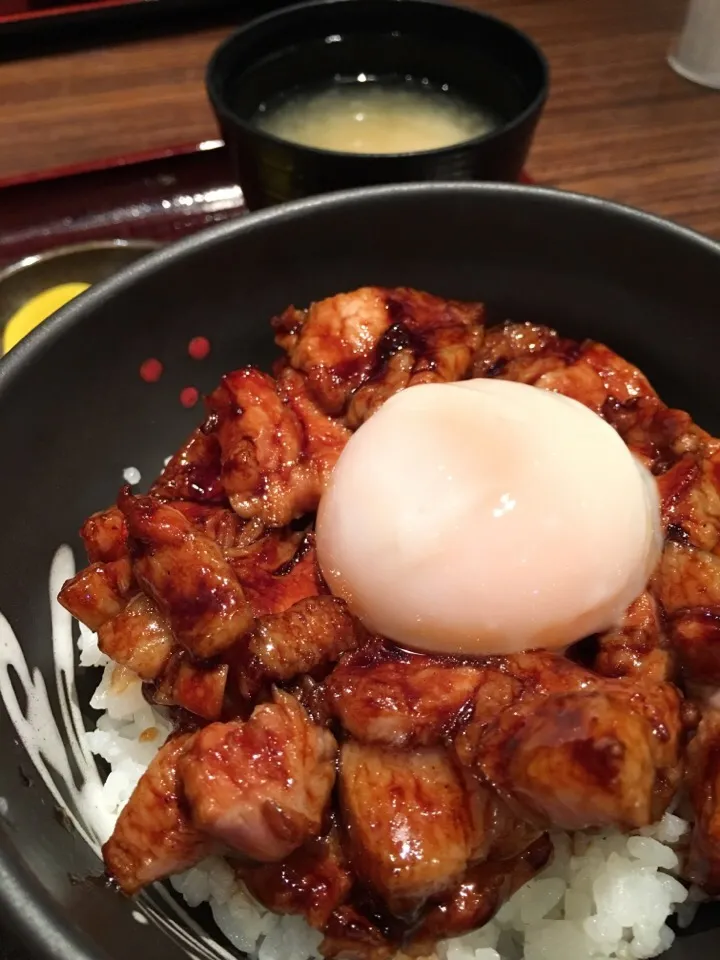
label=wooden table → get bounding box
[1,0,719,237]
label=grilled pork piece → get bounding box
[119,489,253,659]
[103,733,214,894]
[687,709,720,891]
[234,595,361,700]
[473,322,659,423]
[327,641,515,748]
[241,827,353,930]
[171,501,253,551]
[97,593,174,681]
[655,543,720,684]
[339,742,475,918]
[80,506,129,563]
[408,834,552,951]
[207,367,350,527]
[58,557,134,630]
[228,529,325,616]
[150,427,226,503]
[273,287,396,416]
[320,905,396,960]
[180,690,336,860]
[656,542,720,614]
[150,649,229,721]
[274,287,485,425]
[472,678,683,831]
[592,591,670,681]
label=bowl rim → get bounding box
[4,181,720,392]
[205,0,550,161]
[2,180,720,960]
[0,239,161,288]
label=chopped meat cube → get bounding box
[171,657,228,722]
[103,733,214,894]
[150,427,226,503]
[230,531,326,617]
[661,449,720,553]
[207,367,300,522]
[274,287,484,425]
[478,691,654,829]
[320,905,396,960]
[345,290,485,428]
[577,341,659,409]
[80,506,128,562]
[172,501,255,552]
[594,591,672,681]
[475,680,683,831]
[268,367,351,519]
[473,321,563,378]
[149,649,229,721]
[339,742,474,917]
[207,367,350,527]
[327,642,512,748]
[409,834,552,950]
[241,828,353,930]
[671,608,720,685]
[180,690,336,861]
[273,288,394,416]
[97,593,174,681]
[58,557,133,630]
[628,405,715,475]
[687,710,720,891]
[656,542,720,614]
[119,490,253,659]
[234,596,361,700]
[454,652,615,768]
[473,322,658,421]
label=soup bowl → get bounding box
[0,183,719,960]
[206,0,548,208]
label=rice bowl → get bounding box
[1,183,720,960]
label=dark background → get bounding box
[2,924,26,960]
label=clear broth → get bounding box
[254,78,496,155]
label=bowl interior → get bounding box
[1,184,719,960]
[212,0,547,149]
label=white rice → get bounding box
[78,622,693,960]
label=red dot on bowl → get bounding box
[188,336,211,360]
[180,386,199,408]
[140,358,163,383]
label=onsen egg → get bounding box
[316,379,661,656]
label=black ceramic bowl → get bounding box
[1,183,720,960]
[206,0,548,209]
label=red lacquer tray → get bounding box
[0,141,248,268]
[0,0,292,58]
[0,140,533,270]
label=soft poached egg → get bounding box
[316,379,661,656]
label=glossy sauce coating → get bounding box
[58,289,720,959]
[119,489,253,659]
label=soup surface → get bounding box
[254,79,496,154]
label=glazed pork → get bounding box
[59,286,720,959]
[103,733,214,895]
[180,690,337,861]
